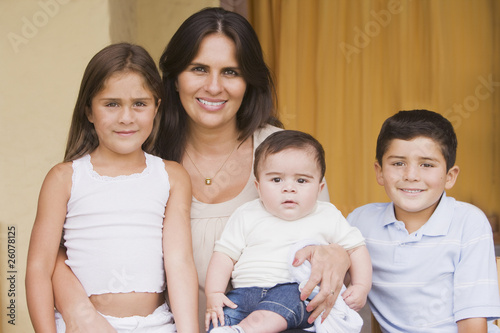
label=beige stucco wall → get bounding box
[134,0,218,63]
[0,0,217,331]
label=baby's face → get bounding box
[255,148,325,221]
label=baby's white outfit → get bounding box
[288,240,363,333]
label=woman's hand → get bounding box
[292,243,350,323]
[63,304,116,333]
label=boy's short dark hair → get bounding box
[254,130,326,180]
[376,109,458,171]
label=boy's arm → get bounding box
[163,161,199,333]
[205,251,237,330]
[342,245,372,311]
[457,317,487,332]
[26,164,71,332]
[452,208,500,325]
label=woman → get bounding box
[53,7,350,333]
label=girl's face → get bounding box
[88,71,159,157]
[176,33,247,132]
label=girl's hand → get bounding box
[205,292,237,330]
[292,243,350,323]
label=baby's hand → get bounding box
[342,285,368,311]
[205,292,237,331]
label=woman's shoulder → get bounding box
[254,124,283,145]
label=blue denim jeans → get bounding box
[210,283,312,331]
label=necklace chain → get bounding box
[185,142,239,185]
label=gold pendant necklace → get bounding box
[185,142,239,185]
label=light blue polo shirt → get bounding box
[348,192,500,332]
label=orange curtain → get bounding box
[248,0,500,220]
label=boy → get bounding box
[348,109,500,332]
[205,130,372,333]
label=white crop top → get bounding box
[64,152,169,296]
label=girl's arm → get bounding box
[163,161,199,332]
[26,163,72,332]
[292,243,350,323]
[457,317,487,332]
[53,247,116,332]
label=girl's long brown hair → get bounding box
[64,43,163,162]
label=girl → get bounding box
[26,43,198,332]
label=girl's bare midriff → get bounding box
[90,292,164,317]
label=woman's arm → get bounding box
[292,243,350,323]
[53,247,116,332]
[163,161,199,332]
[26,164,72,332]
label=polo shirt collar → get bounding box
[382,204,398,226]
[381,192,454,236]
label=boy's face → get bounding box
[255,148,325,221]
[375,136,459,225]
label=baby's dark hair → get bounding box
[254,130,326,180]
[376,109,458,171]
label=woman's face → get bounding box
[176,33,247,131]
